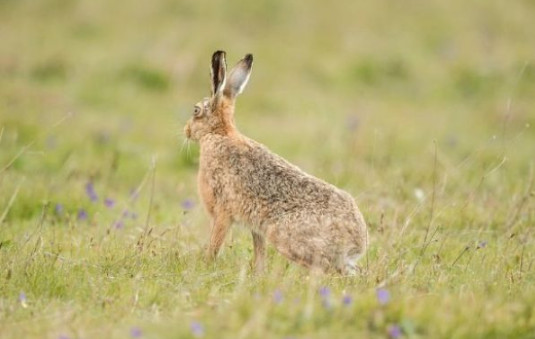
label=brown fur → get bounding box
[184,51,368,274]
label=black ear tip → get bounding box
[213,50,226,59]
[244,54,253,64]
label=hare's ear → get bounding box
[210,50,227,97]
[224,54,253,100]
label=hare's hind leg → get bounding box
[266,223,331,272]
[251,231,266,274]
[206,214,232,261]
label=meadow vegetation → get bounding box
[1,0,534,338]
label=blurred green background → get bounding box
[1,0,534,338]
[1,0,534,209]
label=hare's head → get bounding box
[185,50,253,141]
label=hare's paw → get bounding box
[343,253,363,276]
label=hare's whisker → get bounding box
[179,138,188,154]
[186,140,191,159]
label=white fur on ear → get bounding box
[218,77,227,95]
[224,54,253,99]
[233,68,251,95]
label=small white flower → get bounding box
[414,188,425,202]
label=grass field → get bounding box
[1,0,535,338]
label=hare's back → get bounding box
[230,141,353,213]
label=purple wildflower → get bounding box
[273,289,283,304]
[77,209,88,220]
[388,324,402,338]
[319,286,331,298]
[55,203,64,215]
[130,327,142,338]
[181,199,195,210]
[477,241,488,249]
[319,286,332,309]
[58,335,71,339]
[114,221,124,229]
[19,292,27,307]
[104,198,115,208]
[190,321,204,337]
[85,182,98,202]
[376,288,390,305]
[342,294,353,306]
[121,210,137,220]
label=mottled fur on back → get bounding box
[184,51,368,274]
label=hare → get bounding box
[184,51,368,275]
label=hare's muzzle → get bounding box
[184,123,191,139]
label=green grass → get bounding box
[1,0,535,338]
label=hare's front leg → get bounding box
[251,231,266,274]
[206,214,232,261]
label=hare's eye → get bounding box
[193,106,201,116]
